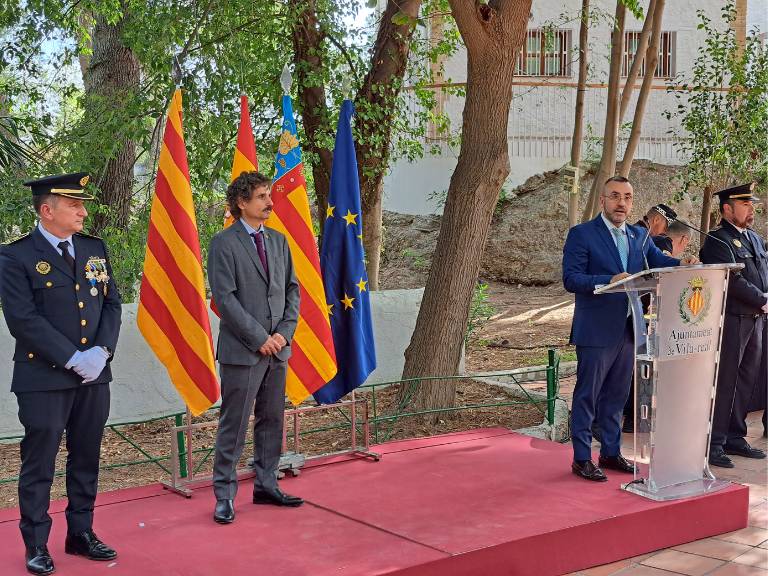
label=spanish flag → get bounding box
[267,95,337,405]
[137,89,219,416]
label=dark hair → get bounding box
[604,175,630,186]
[226,171,271,219]
[32,193,58,215]
[667,220,690,237]
[719,198,734,213]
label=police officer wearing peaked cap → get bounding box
[0,172,122,575]
[699,182,768,468]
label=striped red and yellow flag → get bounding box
[224,94,259,228]
[211,95,259,315]
[268,95,337,405]
[137,89,219,416]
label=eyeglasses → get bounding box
[603,192,634,202]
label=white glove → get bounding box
[66,347,109,383]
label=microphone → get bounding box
[673,218,736,263]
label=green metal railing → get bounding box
[0,350,562,484]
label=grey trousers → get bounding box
[213,359,287,500]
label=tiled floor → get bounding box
[565,411,768,576]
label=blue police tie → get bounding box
[612,228,628,271]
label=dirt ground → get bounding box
[467,281,575,372]
[0,281,573,509]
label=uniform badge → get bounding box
[35,261,51,275]
[733,239,742,248]
[84,257,110,296]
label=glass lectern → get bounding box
[595,263,743,501]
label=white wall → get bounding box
[0,289,428,438]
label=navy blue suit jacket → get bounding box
[563,215,679,347]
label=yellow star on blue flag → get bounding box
[315,99,376,404]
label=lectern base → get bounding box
[622,477,731,501]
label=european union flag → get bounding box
[314,99,376,404]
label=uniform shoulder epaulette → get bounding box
[3,232,30,245]
[75,231,103,240]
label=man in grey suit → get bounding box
[207,171,301,524]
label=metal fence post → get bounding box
[175,414,188,478]
[546,349,556,426]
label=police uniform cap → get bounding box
[23,172,94,200]
[652,203,677,224]
[713,182,759,203]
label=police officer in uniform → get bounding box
[699,182,768,468]
[0,173,122,575]
[634,203,676,237]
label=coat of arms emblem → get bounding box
[679,276,711,324]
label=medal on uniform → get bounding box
[733,239,742,248]
[35,261,51,275]
[84,257,110,297]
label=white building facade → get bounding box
[383,0,765,215]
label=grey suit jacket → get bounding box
[207,221,300,365]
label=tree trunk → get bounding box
[400,0,532,415]
[290,0,333,238]
[363,180,383,291]
[569,0,590,228]
[618,0,657,123]
[355,0,422,289]
[700,183,714,241]
[581,2,626,222]
[81,10,140,234]
[618,0,665,177]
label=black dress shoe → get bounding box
[709,447,735,468]
[64,530,117,561]
[724,442,767,459]
[253,487,304,507]
[25,545,54,575]
[599,454,637,474]
[213,499,235,524]
[571,460,608,482]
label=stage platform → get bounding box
[0,428,749,575]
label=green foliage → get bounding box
[664,2,768,205]
[466,282,495,344]
[0,0,467,301]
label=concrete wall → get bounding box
[0,289,425,438]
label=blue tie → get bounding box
[612,228,628,271]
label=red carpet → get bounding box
[0,428,748,575]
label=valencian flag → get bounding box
[266,94,337,405]
[137,89,219,416]
[315,100,376,404]
[211,95,259,315]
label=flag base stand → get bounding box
[162,393,380,498]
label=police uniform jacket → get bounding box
[699,220,768,316]
[0,228,122,392]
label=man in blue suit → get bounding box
[563,176,697,481]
